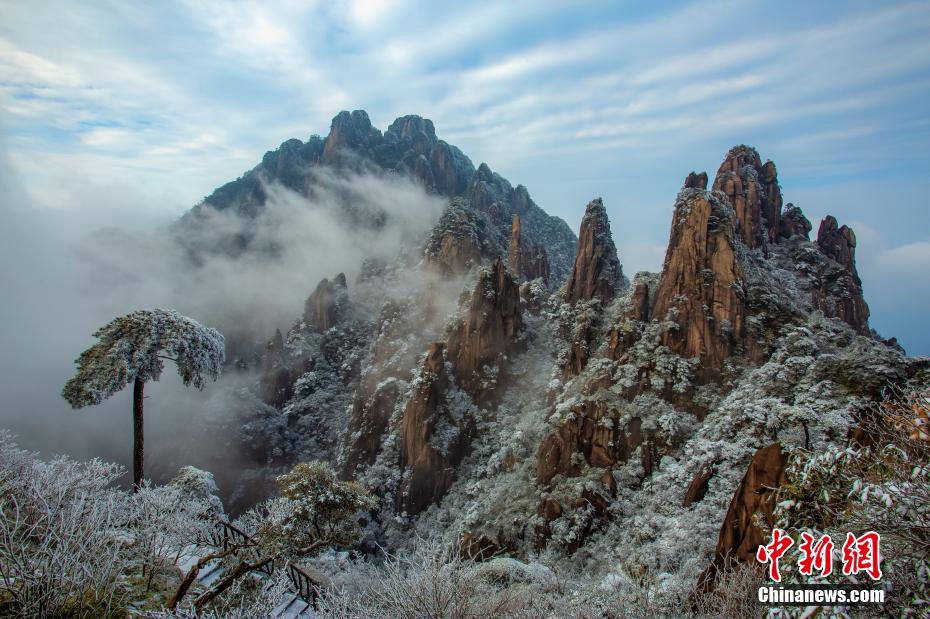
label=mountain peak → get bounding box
[712,143,783,248]
[564,197,624,305]
[323,109,378,160]
[386,115,437,143]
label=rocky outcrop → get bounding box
[564,198,624,305]
[684,171,708,189]
[342,299,423,478]
[711,146,783,248]
[682,467,715,508]
[342,379,401,476]
[304,273,347,332]
[423,201,488,276]
[778,203,812,240]
[322,110,378,162]
[259,329,295,408]
[509,214,550,283]
[534,486,612,553]
[459,530,517,561]
[564,305,596,378]
[446,259,523,403]
[815,216,870,333]
[537,399,650,485]
[533,498,563,549]
[652,189,752,376]
[696,444,788,592]
[396,343,473,516]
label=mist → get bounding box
[0,148,447,496]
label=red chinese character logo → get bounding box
[841,531,882,580]
[798,532,834,577]
[756,528,794,582]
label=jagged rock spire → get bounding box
[652,189,751,374]
[712,145,783,248]
[397,342,468,516]
[816,215,870,333]
[303,273,347,332]
[564,198,624,304]
[447,258,522,403]
[509,214,550,284]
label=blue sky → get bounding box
[1,0,929,354]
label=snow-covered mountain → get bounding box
[178,110,923,598]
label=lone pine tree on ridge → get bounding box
[62,308,225,490]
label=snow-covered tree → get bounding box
[259,461,376,558]
[0,432,130,616]
[185,461,375,613]
[61,309,225,489]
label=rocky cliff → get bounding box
[815,215,870,333]
[182,118,917,598]
[564,198,624,305]
[447,259,523,405]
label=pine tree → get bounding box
[62,309,225,490]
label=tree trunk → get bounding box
[132,378,144,491]
[194,556,274,612]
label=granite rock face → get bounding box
[652,189,751,375]
[564,198,624,305]
[303,273,347,333]
[815,215,870,333]
[696,444,788,592]
[509,214,550,284]
[537,403,650,485]
[447,259,523,404]
[396,343,472,516]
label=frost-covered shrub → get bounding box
[258,461,376,558]
[772,382,930,616]
[316,538,549,618]
[0,433,130,616]
[129,481,217,593]
[689,559,763,619]
[169,465,225,518]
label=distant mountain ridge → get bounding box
[178,110,578,285]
